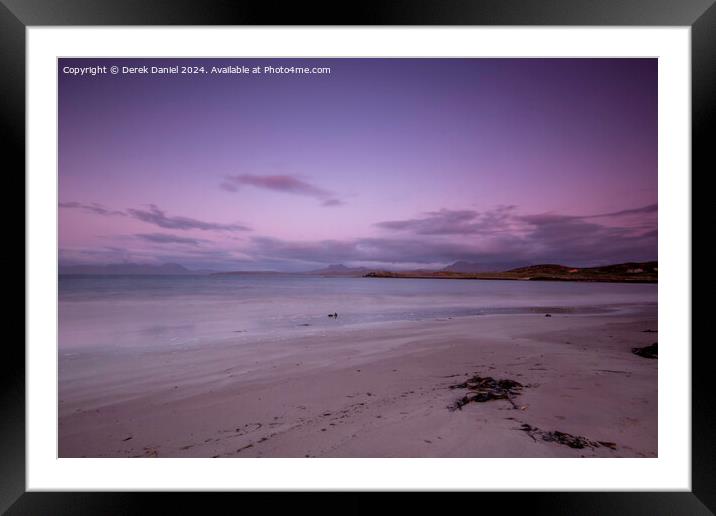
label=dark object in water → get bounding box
[449,375,523,410]
[519,423,617,450]
[545,314,552,317]
[632,342,658,359]
[328,312,339,319]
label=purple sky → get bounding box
[59,58,657,271]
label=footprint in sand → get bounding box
[141,447,159,457]
[233,422,263,435]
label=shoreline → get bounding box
[59,307,657,458]
[363,275,657,284]
[361,273,657,284]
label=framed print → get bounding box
[4,0,711,513]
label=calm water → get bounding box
[59,274,657,350]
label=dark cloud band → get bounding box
[60,201,250,232]
[221,174,344,207]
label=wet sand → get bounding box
[59,308,657,458]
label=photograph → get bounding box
[57,57,658,459]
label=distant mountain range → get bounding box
[306,264,372,276]
[60,262,373,277]
[441,260,527,273]
[211,270,290,276]
[59,263,204,275]
[59,260,658,283]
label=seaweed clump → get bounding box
[632,342,657,359]
[449,375,523,411]
[519,423,616,450]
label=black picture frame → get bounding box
[3,0,710,513]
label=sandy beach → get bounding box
[56,56,660,462]
[59,306,657,458]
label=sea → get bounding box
[58,274,657,351]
